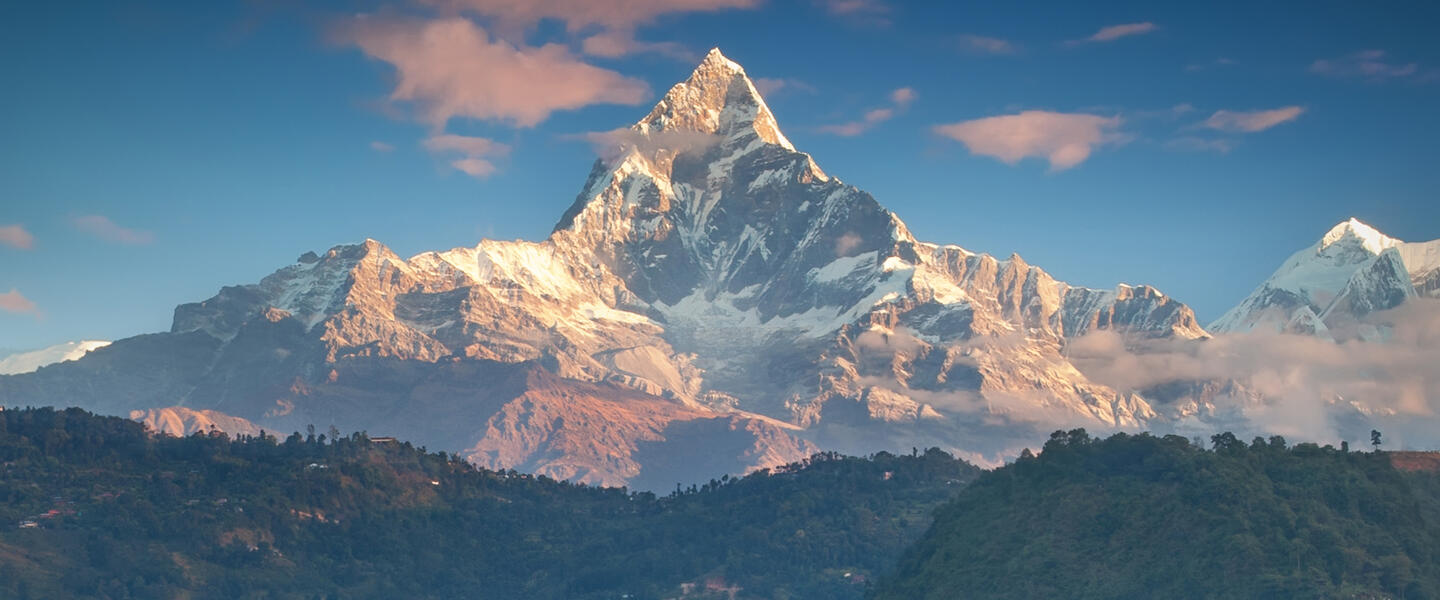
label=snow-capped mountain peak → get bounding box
[1319,217,1400,255]
[1212,217,1438,335]
[635,47,793,152]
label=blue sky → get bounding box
[2,0,1439,350]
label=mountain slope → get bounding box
[0,49,1210,482]
[1211,218,1440,337]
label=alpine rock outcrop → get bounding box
[1,50,1211,481]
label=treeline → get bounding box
[872,430,1440,600]
[0,407,979,599]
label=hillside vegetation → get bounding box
[0,407,978,599]
[873,430,1440,600]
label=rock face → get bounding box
[0,49,1212,481]
[1210,218,1440,339]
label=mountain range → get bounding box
[1,49,1435,488]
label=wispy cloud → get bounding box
[369,141,394,152]
[420,0,759,57]
[0,289,39,316]
[933,111,1123,171]
[753,77,816,97]
[1310,50,1430,82]
[1203,106,1304,133]
[957,34,1017,55]
[573,128,721,164]
[337,16,649,129]
[423,134,511,179]
[1164,136,1233,153]
[818,86,916,137]
[71,215,154,245]
[0,225,34,250]
[815,0,891,24]
[1185,57,1235,72]
[1074,22,1157,44]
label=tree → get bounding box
[1371,430,1383,451]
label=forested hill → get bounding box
[872,430,1440,600]
[0,407,978,599]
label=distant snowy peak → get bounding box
[1320,218,1400,255]
[1211,217,1439,335]
[0,340,111,375]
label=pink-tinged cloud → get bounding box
[818,87,914,136]
[934,111,1122,171]
[370,141,395,152]
[819,0,888,15]
[0,289,38,316]
[1082,22,1157,43]
[449,158,499,178]
[579,30,690,59]
[957,34,1016,55]
[890,87,916,107]
[339,16,650,128]
[423,134,510,178]
[0,225,34,250]
[424,0,758,31]
[1203,106,1304,133]
[71,215,155,245]
[421,0,758,56]
[1310,50,1422,81]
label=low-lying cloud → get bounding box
[1067,299,1440,444]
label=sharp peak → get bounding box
[1319,217,1399,254]
[631,47,793,150]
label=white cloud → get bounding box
[71,215,154,245]
[933,111,1122,171]
[1203,106,1304,133]
[0,225,34,250]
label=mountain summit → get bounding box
[1211,217,1440,337]
[3,50,1211,483]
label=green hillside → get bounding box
[872,430,1440,600]
[0,407,978,599]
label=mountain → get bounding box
[0,341,110,376]
[1210,218,1440,338]
[0,49,1208,485]
[874,431,1440,599]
